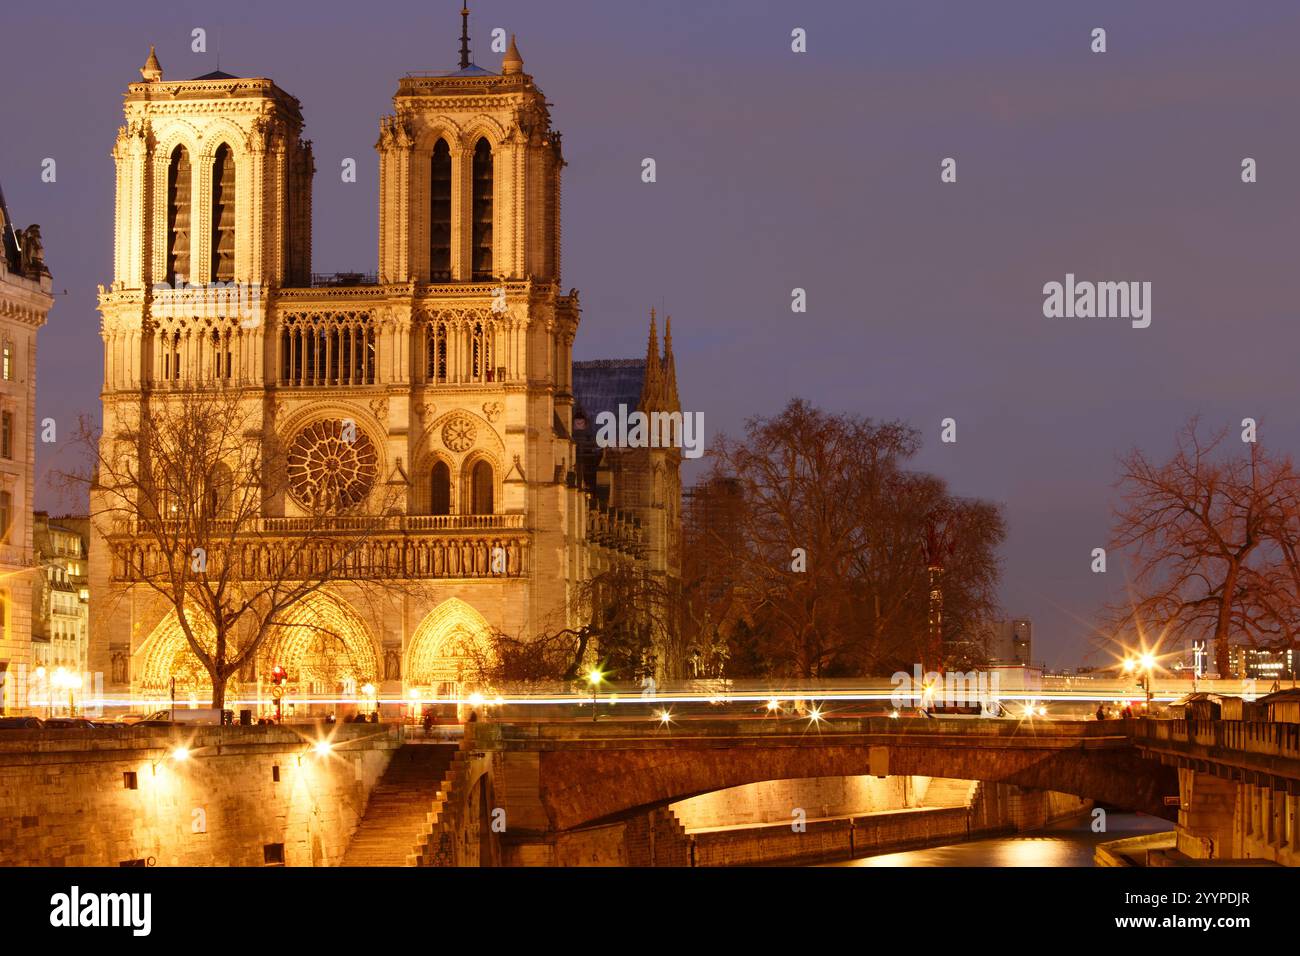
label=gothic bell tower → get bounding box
[99,47,315,392]
[107,47,313,294]
[376,13,563,284]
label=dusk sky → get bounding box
[4,0,1299,667]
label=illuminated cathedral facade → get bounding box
[88,27,682,709]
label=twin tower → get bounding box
[90,23,683,700]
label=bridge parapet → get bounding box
[1134,718,1300,764]
[490,716,1130,750]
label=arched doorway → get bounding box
[134,611,244,708]
[405,598,494,718]
[133,593,379,717]
[258,593,380,716]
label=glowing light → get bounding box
[171,746,190,762]
[1037,705,1047,717]
[1122,658,1136,673]
[587,668,604,687]
[360,683,375,696]
[467,692,485,708]
[1139,653,1156,671]
[657,709,672,725]
[808,706,823,723]
[889,709,900,719]
[766,698,781,711]
[313,741,332,757]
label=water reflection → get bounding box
[826,812,1173,867]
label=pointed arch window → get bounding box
[471,138,493,281]
[469,460,494,515]
[430,139,452,281]
[205,464,233,519]
[427,321,448,383]
[430,461,451,516]
[211,144,236,282]
[471,321,491,381]
[166,146,191,285]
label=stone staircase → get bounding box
[919,777,979,808]
[341,743,459,867]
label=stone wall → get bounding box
[0,723,399,866]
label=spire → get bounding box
[502,34,524,74]
[140,44,163,82]
[639,308,663,411]
[662,315,680,412]
[459,4,472,69]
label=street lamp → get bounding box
[51,668,82,717]
[1122,654,1156,711]
[587,667,604,722]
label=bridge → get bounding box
[2,713,1294,866]
[476,716,1175,830]
[360,715,1176,866]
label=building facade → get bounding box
[984,619,1032,666]
[89,32,681,710]
[0,182,53,712]
[31,513,91,680]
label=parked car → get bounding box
[920,700,1012,719]
[43,718,98,730]
[133,711,179,726]
[0,716,45,729]
[117,713,151,725]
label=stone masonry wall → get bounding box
[0,724,399,866]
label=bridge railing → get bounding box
[1133,717,1300,761]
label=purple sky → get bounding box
[4,0,1300,668]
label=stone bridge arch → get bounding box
[511,724,1178,832]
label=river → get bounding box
[823,812,1173,867]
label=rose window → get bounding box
[287,419,378,510]
[442,416,477,452]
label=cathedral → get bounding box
[88,20,683,710]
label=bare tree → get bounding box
[1109,418,1292,676]
[703,399,1004,678]
[72,388,405,709]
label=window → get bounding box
[472,138,493,280]
[470,322,493,381]
[1,412,12,460]
[280,313,375,386]
[1,342,11,381]
[123,771,138,790]
[211,144,236,282]
[271,765,280,783]
[166,145,191,285]
[0,492,12,544]
[430,139,452,281]
[159,331,182,381]
[210,329,232,380]
[426,321,448,382]
[263,843,285,865]
[431,461,451,516]
[205,464,233,519]
[469,460,493,515]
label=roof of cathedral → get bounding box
[571,359,647,500]
[191,70,240,80]
[572,359,647,422]
[430,63,497,78]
